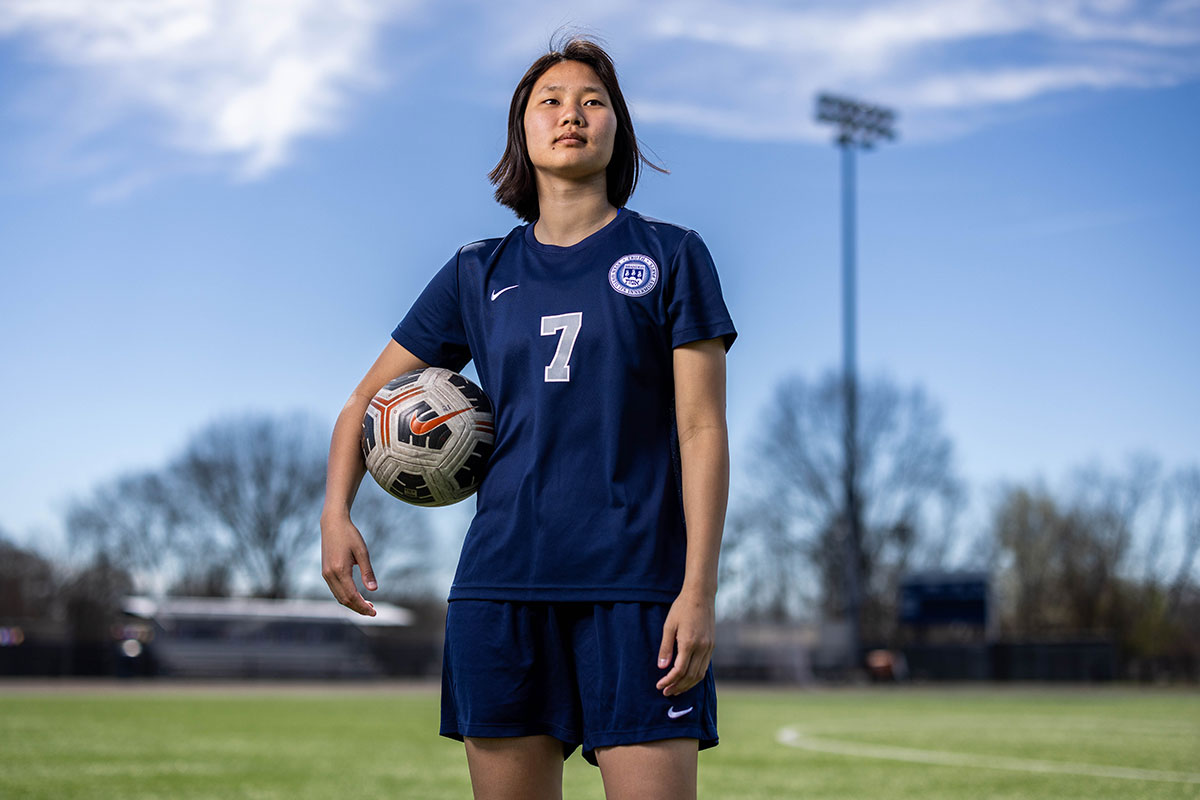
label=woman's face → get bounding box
[522,60,617,184]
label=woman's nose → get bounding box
[560,104,583,126]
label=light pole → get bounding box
[815,93,896,673]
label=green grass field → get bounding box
[1,682,1197,799]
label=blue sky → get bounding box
[1,0,1197,588]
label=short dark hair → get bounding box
[489,36,666,222]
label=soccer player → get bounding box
[321,36,737,800]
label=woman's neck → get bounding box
[532,173,618,247]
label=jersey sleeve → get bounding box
[390,249,472,371]
[666,230,738,351]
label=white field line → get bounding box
[775,726,1200,785]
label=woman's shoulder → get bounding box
[622,209,711,262]
[457,224,524,263]
[623,208,703,244]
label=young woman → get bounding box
[321,37,736,800]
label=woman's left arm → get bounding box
[656,336,729,697]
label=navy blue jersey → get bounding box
[392,209,737,602]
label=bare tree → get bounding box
[725,371,963,634]
[62,552,134,643]
[172,413,331,599]
[1167,465,1200,617]
[0,531,58,622]
[166,562,234,597]
[990,457,1200,679]
[991,463,1155,639]
[62,411,436,601]
[66,470,218,595]
[991,485,1080,633]
[173,412,435,599]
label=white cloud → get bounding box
[446,0,1198,146]
[645,0,1032,63]
[0,0,1196,190]
[0,0,419,182]
[895,64,1161,108]
[619,0,1200,142]
[645,0,1200,58]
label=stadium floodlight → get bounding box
[815,92,898,676]
[816,93,897,149]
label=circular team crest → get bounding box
[609,254,659,297]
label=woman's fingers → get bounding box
[657,637,713,696]
[657,646,691,696]
[321,529,377,617]
[655,598,718,695]
[331,566,375,616]
[355,544,378,593]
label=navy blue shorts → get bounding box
[440,600,718,766]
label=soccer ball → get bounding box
[361,367,495,506]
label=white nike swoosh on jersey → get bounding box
[490,284,519,301]
[667,706,694,719]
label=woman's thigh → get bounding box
[464,735,565,800]
[593,737,698,800]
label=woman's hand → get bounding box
[321,513,378,617]
[656,587,716,696]
[321,340,428,618]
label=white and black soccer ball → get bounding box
[361,367,495,506]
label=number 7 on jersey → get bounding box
[541,312,582,382]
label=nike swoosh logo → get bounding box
[410,407,470,436]
[490,284,519,301]
[667,706,694,719]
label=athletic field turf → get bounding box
[1,682,1197,799]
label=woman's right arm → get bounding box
[321,339,429,616]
